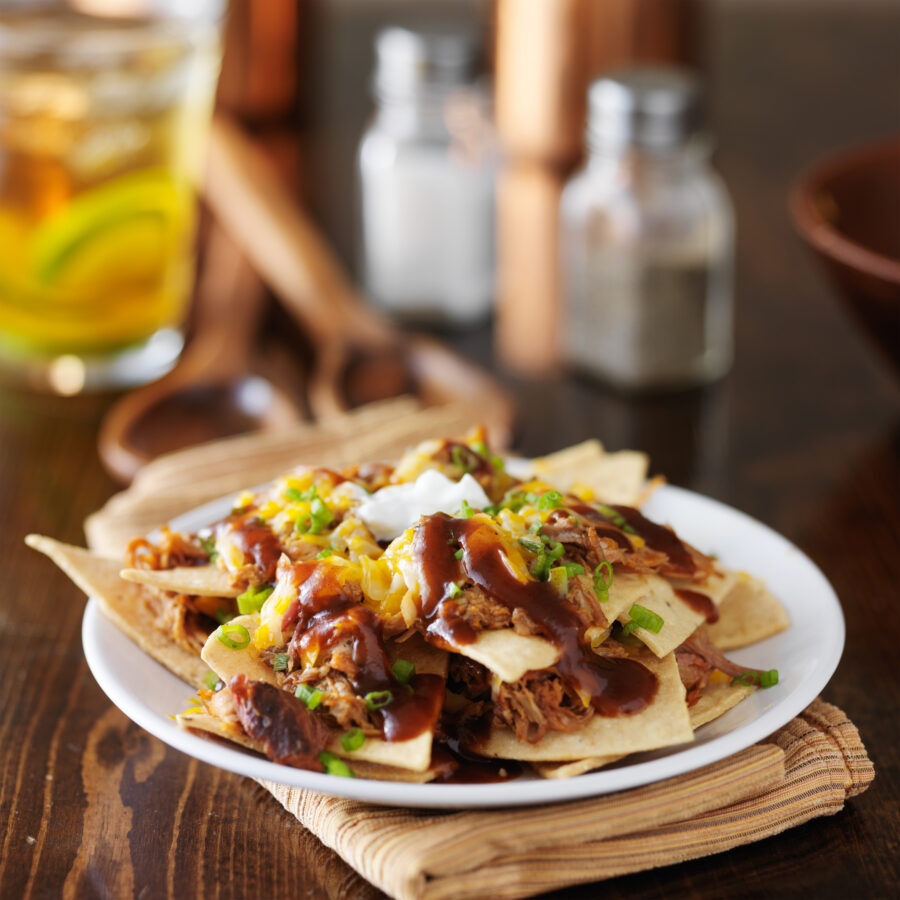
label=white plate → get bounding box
[82,484,844,809]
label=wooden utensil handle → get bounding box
[203,115,391,346]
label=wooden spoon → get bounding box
[203,115,517,443]
[97,224,302,484]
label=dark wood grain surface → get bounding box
[2,2,898,898]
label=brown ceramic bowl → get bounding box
[790,137,900,373]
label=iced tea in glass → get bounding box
[0,1,222,391]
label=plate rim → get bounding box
[81,483,845,809]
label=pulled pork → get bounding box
[139,590,216,655]
[542,515,666,576]
[448,655,491,700]
[675,629,764,706]
[229,674,331,770]
[126,527,210,570]
[439,586,517,634]
[542,509,716,583]
[343,461,395,492]
[493,671,593,743]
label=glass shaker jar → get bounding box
[358,27,496,327]
[560,67,734,389]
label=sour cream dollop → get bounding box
[355,470,490,542]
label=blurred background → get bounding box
[0,0,897,494]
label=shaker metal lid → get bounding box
[373,26,478,96]
[587,66,704,150]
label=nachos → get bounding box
[28,431,789,782]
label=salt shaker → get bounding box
[358,27,496,327]
[560,67,734,389]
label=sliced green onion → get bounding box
[622,603,664,636]
[318,751,353,777]
[595,504,637,534]
[499,490,536,513]
[451,445,474,473]
[285,485,318,503]
[214,608,235,625]
[546,540,564,560]
[454,547,464,560]
[529,521,543,534]
[472,440,506,472]
[447,581,463,599]
[316,547,333,559]
[340,728,365,752]
[364,690,393,711]
[199,535,219,562]
[215,622,250,649]
[458,499,475,518]
[538,490,563,510]
[310,498,334,532]
[272,652,290,673]
[532,540,565,581]
[731,669,779,688]
[548,566,569,595]
[392,659,416,684]
[236,583,274,615]
[204,670,220,690]
[593,560,614,601]
[563,562,586,577]
[518,537,543,554]
[295,496,335,535]
[483,504,500,516]
[295,683,324,709]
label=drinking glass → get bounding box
[0,0,223,393]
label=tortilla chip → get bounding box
[531,441,649,505]
[468,651,692,761]
[331,631,444,772]
[615,574,707,658]
[332,637,443,772]
[202,619,440,772]
[343,759,438,783]
[451,629,561,684]
[532,440,607,473]
[329,729,434,773]
[176,711,438,782]
[388,632,449,678]
[602,572,658,623]
[531,754,625,779]
[706,573,790,650]
[201,614,276,685]
[688,678,756,729]
[25,535,209,687]
[672,567,740,605]
[120,565,239,598]
[177,710,260,751]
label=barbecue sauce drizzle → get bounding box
[215,512,282,581]
[414,513,657,717]
[673,588,719,624]
[279,561,443,742]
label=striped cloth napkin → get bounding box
[261,700,873,900]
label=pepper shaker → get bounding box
[560,67,734,389]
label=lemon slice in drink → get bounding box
[31,168,190,294]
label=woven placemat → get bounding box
[261,699,872,900]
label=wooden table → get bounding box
[2,2,898,897]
